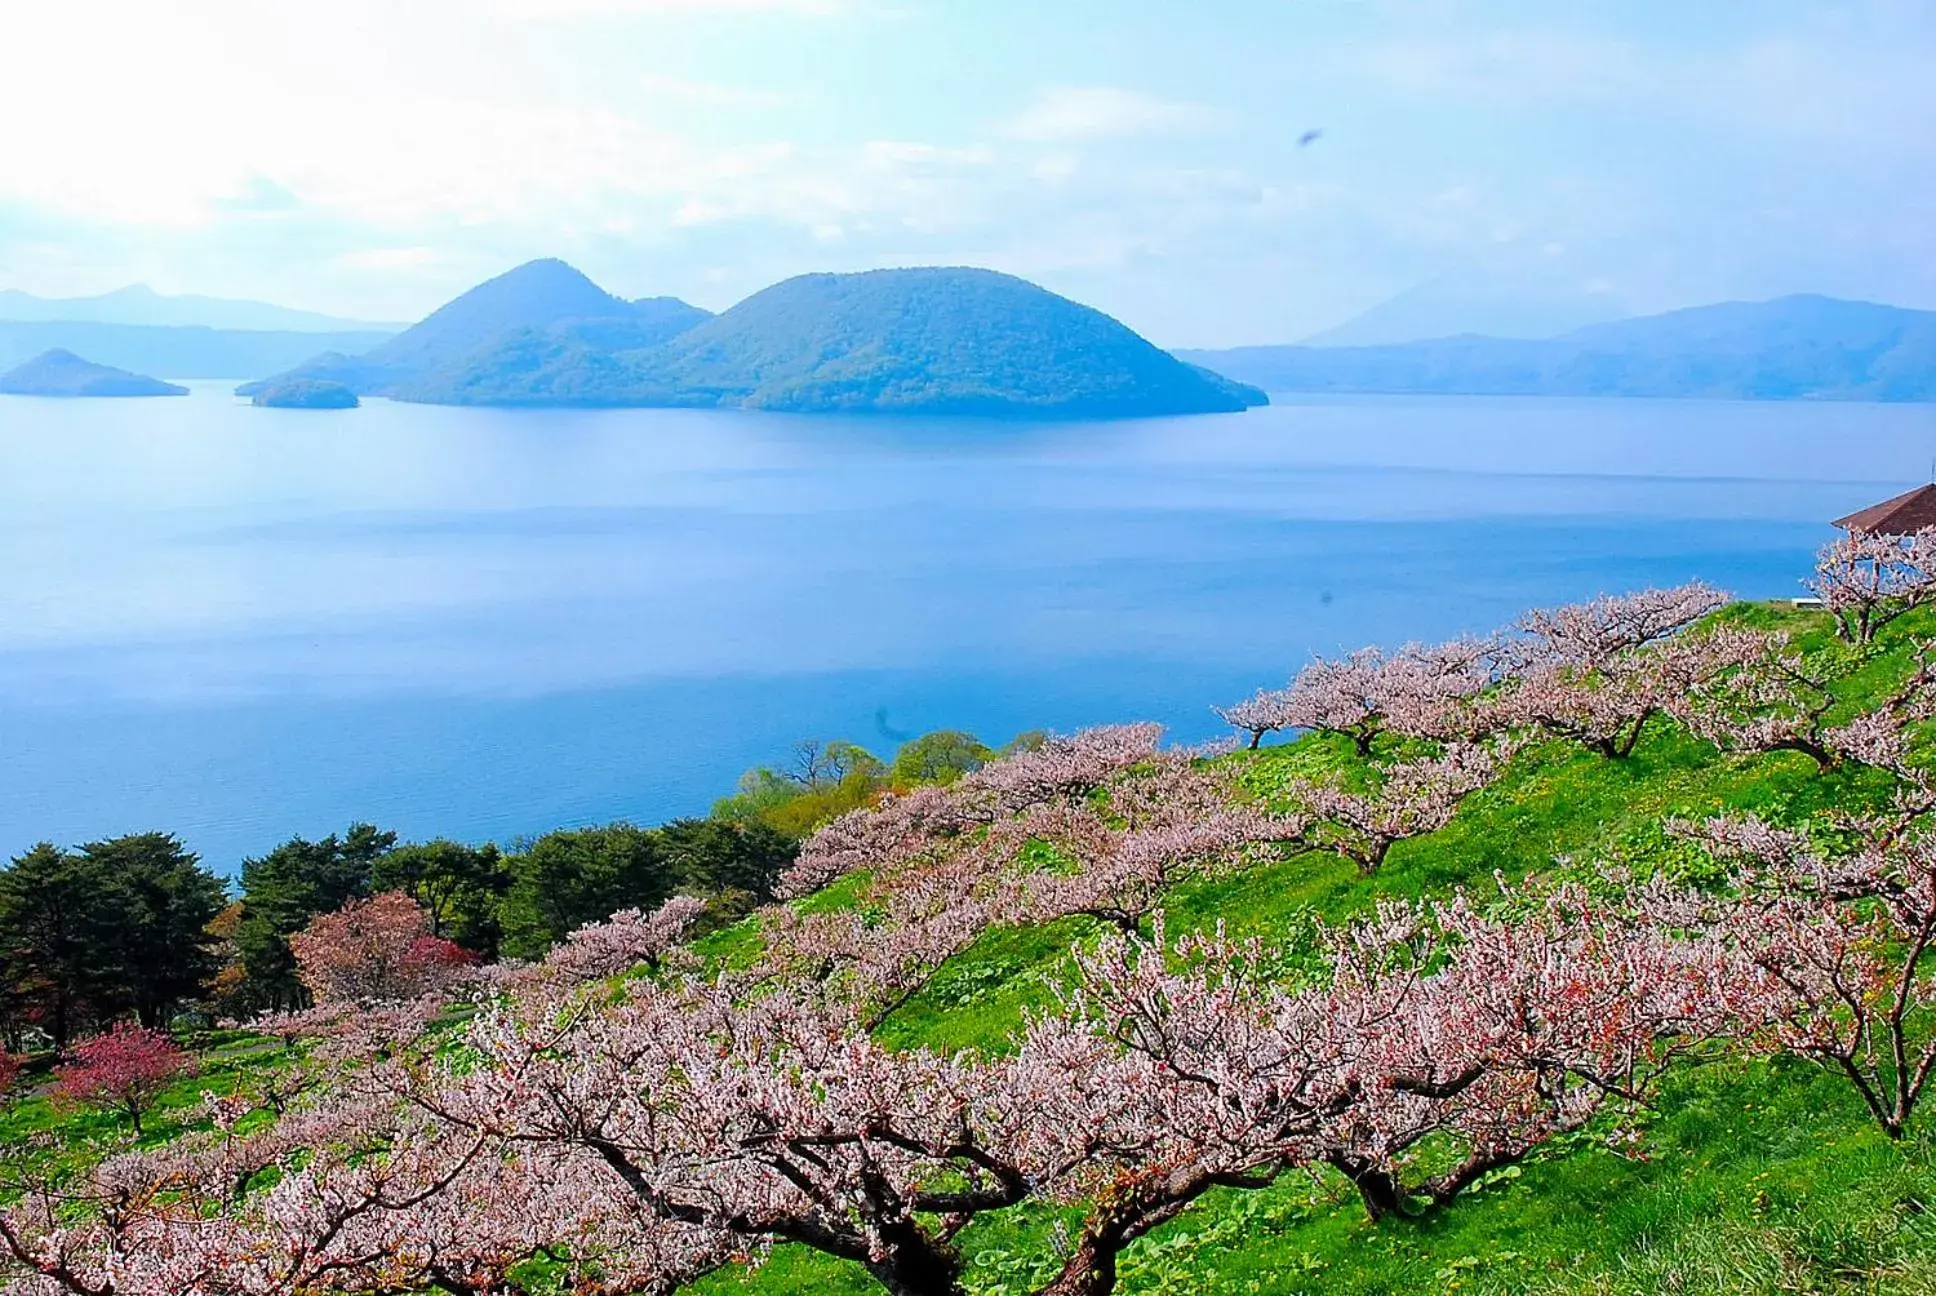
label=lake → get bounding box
[0,384,1927,871]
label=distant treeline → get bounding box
[0,728,1017,1052]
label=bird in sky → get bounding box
[1298,128,1324,147]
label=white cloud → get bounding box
[1002,87,1214,142]
[0,0,837,232]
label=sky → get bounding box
[2,0,1932,346]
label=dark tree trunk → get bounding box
[1327,1154,1413,1222]
[1030,1175,1216,1296]
[1602,712,1652,760]
[861,1221,967,1296]
[1357,839,1393,875]
[1771,737,1839,771]
[1422,1146,1531,1205]
[1034,1230,1121,1296]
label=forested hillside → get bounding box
[1182,295,1936,402]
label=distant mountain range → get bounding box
[243,259,1267,419]
[1302,275,1632,347]
[0,322,402,380]
[0,348,187,397]
[1179,295,1936,402]
[0,284,399,333]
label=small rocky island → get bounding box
[250,377,360,409]
[0,348,188,397]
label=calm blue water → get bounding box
[1,383,1928,872]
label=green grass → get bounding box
[6,601,1932,1295]
[0,1033,295,1164]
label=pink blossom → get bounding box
[1516,582,1730,670]
[1217,637,1506,753]
[289,892,477,1007]
[529,894,710,986]
[1808,527,1936,644]
[1674,813,1936,1138]
[1282,740,1512,873]
[50,1023,191,1138]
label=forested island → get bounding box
[0,348,187,397]
[249,377,359,409]
[241,259,1266,419]
[5,531,1936,1295]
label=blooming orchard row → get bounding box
[4,537,1935,1296]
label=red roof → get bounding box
[1835,483,1936,535]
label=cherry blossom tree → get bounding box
[0,1078,736,1296]
[1683,813,1936,1138]
[1216,638,1505,754]
[998,753,1302,935]
[1808,527,1936,644]
[781,725,1167,901]
[1216,586,1726,757]
[1680,634,1936,772]
[0,1053,17,1101]
[522,894,709,987]
[363,886,1733,1296]
[763,743,1310,1028]
[288,891,476,1007]
[382,977,1092,1296]
[1501,619,1752,761]
[49,1023,191,1138]
[1049,879,1741,1234]
[962,723,1168,811]
[1516,582,1730,671]
[1279,740,1512,873]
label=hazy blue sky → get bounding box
[4,0,1931,345]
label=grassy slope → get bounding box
[5,603,1931,1295]
[0,1030,291,1170]
[689,603,1936,1296]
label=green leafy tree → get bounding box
[371,839,509,958]
[658,818,797,907]
[891,730,994,787]
[234,824,396,1010]
[0,844,124,1049]
[73,834,226,1029]
[499,824,674,961]
[712,740,889,838]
